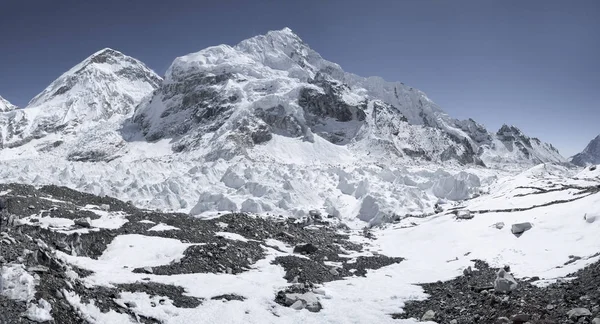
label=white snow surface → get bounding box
[1,264,37,302]
[24,298,53,322]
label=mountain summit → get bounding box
[134,27,563,167]
[0,48,161,148]
[0,96,17,112]
[570,134,600,166]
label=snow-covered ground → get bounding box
[2,162,598,323]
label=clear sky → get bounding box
[1,0,598,156]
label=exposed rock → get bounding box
[494,268,518,293]
[456,210,473,220]
[74,217,92,228]
[293,243,318,254]
[463,266,473,276]
[566,308,592,320]
[211,294,246,301]
[591,318,600,324]
[492,222,505,230]
[288,300,303,310]
[421,309,436,321]
[510,313,531,322]
[511,222,532,236]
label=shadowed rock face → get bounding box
[571,135,600,167]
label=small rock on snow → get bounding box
[511,222,532,236]
[585,214,597,223]
[74,217,92,228]
[456,210,473,220]
[492,222,505,230]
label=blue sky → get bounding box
[1,0,598,156]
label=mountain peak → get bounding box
[0,95,17,112]
[571,134,600,166]
[0,49,162,148]
[87,48,125,63]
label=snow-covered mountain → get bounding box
[0,28,568,224]
[0,48,161,149]
[0,95,17,112]
[570,134,600,167]
[479,124,565,166]
[134,28,562,166]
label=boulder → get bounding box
[511,222,532,236]
[510,313,531,322]
[567,308,592,320]
[285,292,322,312]
[290,300,304,310]
[74,217,92,228]
[494,268,518,293]
[584,214,597,224]
[421,310,435,321]
[293,243,318,254]
[456,210,473,220]
[591,318,600,324]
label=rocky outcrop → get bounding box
[571,135,600,167]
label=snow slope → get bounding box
[570,134,600,166]
[0,95,17,112]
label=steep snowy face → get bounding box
[134,28,485,164]
[0,96,17,112]
[571,134,600,166]
[479,125,565,166]
[0,49,161,148]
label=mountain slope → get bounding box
[479,124,565,166]
[0,95,17,112]
[571,134,600,166]
[0,48,161,149]
[134,28,562,166]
